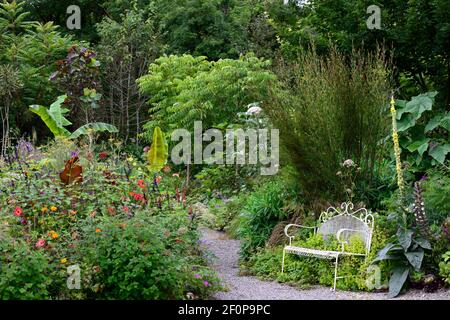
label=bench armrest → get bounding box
[336,228,368,253]
[284,224,316,245]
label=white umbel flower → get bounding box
[342,159,355,168]
[246,106,263,116]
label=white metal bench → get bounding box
[281,202,374,291]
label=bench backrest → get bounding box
[317,202,374,254]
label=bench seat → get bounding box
[284,246,340,259]
[281,202,375,291]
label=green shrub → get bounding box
[439,251,450,285]
[193,165,244,200]
[76,211,220,300]
[422,169,450,226]
[137,53,275,139]
[248,234,334,288]
[203,195,247,232]
[392,91,449,171]
[0,240,53,300]
[237,180,295,260]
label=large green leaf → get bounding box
[425,114,443,132]
[429,144,450,164]
[388,267,410,298]
[395,100,407,120]
[413,237,431,250]
[397,229,413,251]
[29,95,71,137]
[406,138,429,156]
[405,250,424,270]
[69,122,119,139]
[147,126,168,172]
[440,113,450,131]
[402,91,437,118]
[373,242,402,263]
[396,113,416,132]
[48,95,71,128]
[417,142,429,157]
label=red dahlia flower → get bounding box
[137,179,146,189]
[133,193,144,201]
[99,152,108,159]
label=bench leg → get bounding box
[332,255,339,291]
[281,249,286,273]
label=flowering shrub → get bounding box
[0,139,219,300]
[74,211,220,299]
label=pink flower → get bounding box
[172,173,180,178]
[143,146,150,153]
[35,239,46,248]
[195,274,201,279]
[203,280,210,287]
[122,206,130,213]
[14,207,22,217]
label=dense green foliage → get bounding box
[0,1,72,147]
[138,53,275,138]
[265,47,390,201]
[269,0,450,108]
[236,180,296,259]
[439,251,450,285]
[0,0,448,300]
[394,92,449,171]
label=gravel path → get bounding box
[200,228,450,300]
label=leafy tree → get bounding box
[267,0,450,108]
[15,22,73,106]
[23,0,105,41]
[155,0,258,60]
[137,53,276,139]
[0,0,73,141]
[0,0,33,36]
[394,91,449,173]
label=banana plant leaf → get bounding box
[69,122,119,139]
[29,95,71,137]
[147,126,168,172]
